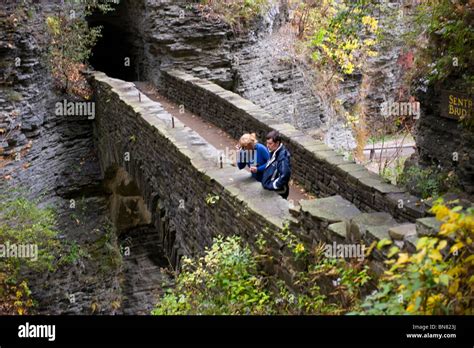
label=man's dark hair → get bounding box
[266,130,281,143]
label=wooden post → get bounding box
[370,148,375,160]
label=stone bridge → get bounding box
[91,70,436,283]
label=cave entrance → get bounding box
[87,3,139,81]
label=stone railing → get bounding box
[91,72,439,290]
[91,72,297,275]
[158,69,428,222]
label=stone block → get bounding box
[299,195,361,225]
[327,222,347,243]
[389,223,417,240]
[416,217,442,236]
[403,233,419,253]
[348,212,397,242]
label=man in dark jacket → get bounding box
[261,130,291,199]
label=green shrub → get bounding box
[199,0,270,30]
[152,234,370,315]
[409,0,473,87]
[0,196,60,314]
[152,235,273,315]
[399,166,459,199]
[153,201,472,316]
[355,200,473,315]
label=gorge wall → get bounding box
[88,0,330,130]
[415,84,474,196]
[0,2,125,314]
[88,0,417,141]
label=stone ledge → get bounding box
[328,222,347,242]
[300,195,361,224]
[348,212,398,243]
[389,223,417,240]
[416,217,442,237]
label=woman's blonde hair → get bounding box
[239,133,257,149]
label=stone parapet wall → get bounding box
[91,72,296,272]
[158,69,428,222]
[92,72,443,291]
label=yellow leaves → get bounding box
[448,279,459,295]
[459,215,474,231]
[111,300,121,310]
[365,240,377,257]
[436,240,448,251]
[371,200,473,315]
[438,274,450,286]
[342,38,359,51]
[447,265,462,277]
[343,62,354,75]
[345,111,359,124]
[406,299,418,313]
[363,38,376,46]
[416,236,429,250]
[377,239,392,250]
[306,5,380,76]
[387,246,400,258]
[361,15,378,32]
[46,16,61,36]
[450,241,465,254]
[432,204,450,221]
[294,243,305,254]
[426,294,445,313]
[464,254,474,264]
[429,249,443,262]
[414,248,427,263]
[396,253,410,265]
[448,211,460,223]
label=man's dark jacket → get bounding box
[261,144,291,197]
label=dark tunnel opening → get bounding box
[87,3,139,81]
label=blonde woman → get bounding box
[235,133,270,182]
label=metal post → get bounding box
[172,116,175,128]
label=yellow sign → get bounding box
[442,91,473,120]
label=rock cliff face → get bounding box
[87,0,414,139]
[87,0,331,129]
[0,3,52,159]
[0,2,124,314]
[415,82,474,195]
